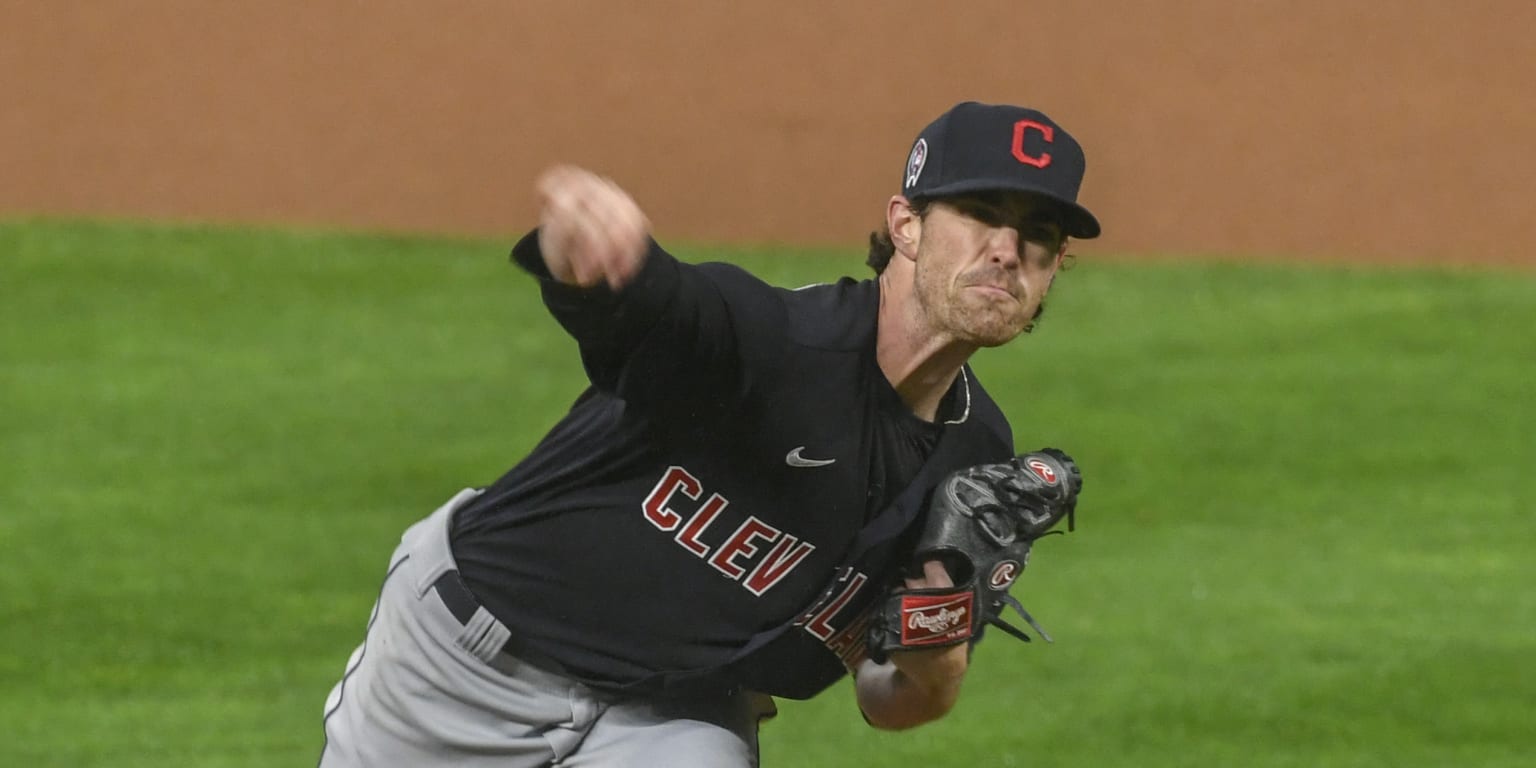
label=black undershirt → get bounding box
[864,369,952,522]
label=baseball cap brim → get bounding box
[914,178,1101,240]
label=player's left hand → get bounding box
[886,560,969,689]
[866,448,1082,659]
[852,559,968,730]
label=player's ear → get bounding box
[1046,238,1071,277]
[887,196,922,262]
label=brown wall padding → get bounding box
[3,1,1533,264]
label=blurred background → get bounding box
[3,2,1533,767]
[5,0,1536,263]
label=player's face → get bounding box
[912,193,1066,347]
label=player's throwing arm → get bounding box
[536,165,651,290]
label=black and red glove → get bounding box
[866,448,1082,662]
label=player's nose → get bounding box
[982,226,1022,268]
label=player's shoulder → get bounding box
[777,277,879,351]
[693,263,877,352]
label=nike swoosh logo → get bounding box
[785,446,836,468]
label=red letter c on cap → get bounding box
[1012,120,1054,168]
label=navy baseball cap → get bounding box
[902,101,1101,239]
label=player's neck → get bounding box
[875,273,975,422]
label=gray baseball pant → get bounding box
[318,488,774,767]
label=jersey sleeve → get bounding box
[511,230,785,413]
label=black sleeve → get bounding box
[510,230,784,413]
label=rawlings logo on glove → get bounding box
[898,593,973,645]
[866,448,1082,662]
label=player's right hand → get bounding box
[535,165,652,291]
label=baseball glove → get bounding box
[866,448,1081,662]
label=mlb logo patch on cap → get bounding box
[905,138,928,189]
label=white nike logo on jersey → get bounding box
[785,446,836,468]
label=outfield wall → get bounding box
[3,1,1534,265]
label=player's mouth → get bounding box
[965,283,1018,301]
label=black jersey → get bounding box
[450,232,1014,699]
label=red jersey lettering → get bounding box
[639,466,816,597]
[742,535,816,596]
[708,518,780,579]
[642,466,701,531]
[826,608,874,668]
[676,493,727,556]
[802,570,868,641]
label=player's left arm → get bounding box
[852,560,969,731]
[855,448,1084,730]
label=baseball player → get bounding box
[318,101,1099,767]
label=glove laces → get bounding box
[989,593,1054,644]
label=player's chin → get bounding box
[947,293,1031,345]
[959,314,1029,347]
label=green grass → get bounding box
[3,218,1533,767]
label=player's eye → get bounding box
[1019,221,1064,249]
[951,199,1008,227]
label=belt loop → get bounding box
[456,606,514,663]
